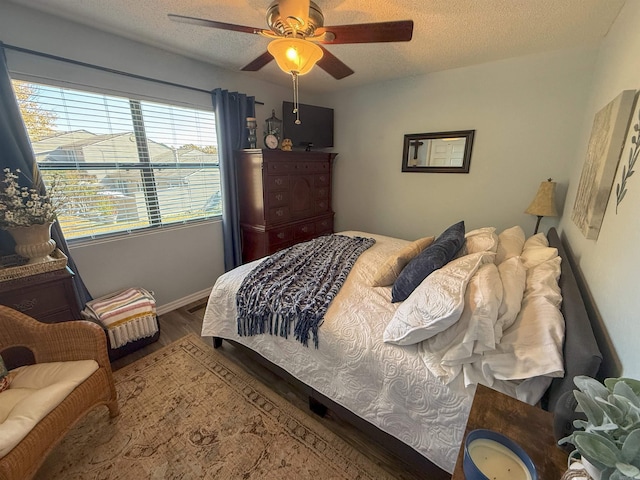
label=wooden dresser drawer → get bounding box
[293,222,316,240]
[267,206,291,223]
[291,162,326,174]
[0,267,81,323]
[314,174,330,187]
[315,217,333,233]
[266,162,294,174]
[266,175,289,191]
[267,190,289,207]
[1,281,69,318]
[315,186,329,199]
[268,226,293,245]
[314,199,330,213]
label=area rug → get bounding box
[35,334,394,480]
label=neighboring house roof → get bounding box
[30,130,94,155]
[57,132,132,149]
[154,149,218,163]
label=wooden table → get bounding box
[452,384,568,479]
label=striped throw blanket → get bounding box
[236,234,375,348]
[83,288,158,348]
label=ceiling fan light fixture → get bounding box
[267,38,323,75]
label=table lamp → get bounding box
[525,178,558,234]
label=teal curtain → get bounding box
[0,43,93,310]
[212,88,255,271]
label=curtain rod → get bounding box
[2,42,264,105]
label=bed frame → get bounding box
[212,227,603,478]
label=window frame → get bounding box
[14,79,223,243]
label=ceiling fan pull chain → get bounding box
[292,72,301,124]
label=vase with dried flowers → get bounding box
[0,168,58,264]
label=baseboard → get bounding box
[156,287,212,316]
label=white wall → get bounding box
[0,0,312,308]
[321,48,597,241]
[559,1,640,379]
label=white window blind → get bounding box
[12,79,221,240]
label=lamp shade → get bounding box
[525,179,558,217]
[267,38,323,75]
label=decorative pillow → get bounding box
[391,221,465,302]
[371,236,435,287]
[384,251,493,345]
[0,355,9,393]
[494,256,527,341]
[465,227,498,255]
[521,232,558,269]
[495,226,525,264]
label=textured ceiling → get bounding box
[8,0,626,93]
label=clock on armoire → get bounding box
[235,149,337,263]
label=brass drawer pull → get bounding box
[276,209,284,217]
[277,232,285,239]
[276,194,283,201]
[15,298,37,312]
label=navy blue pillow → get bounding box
[391,221,465,303]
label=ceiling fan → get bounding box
[168,0,414,80]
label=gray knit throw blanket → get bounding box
[236,234,375,348]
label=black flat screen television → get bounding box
[282,101,334,150]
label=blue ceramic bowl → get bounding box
[463,429,538,480]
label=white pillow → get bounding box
[442,263,503,363]
[479,254,565,383]
[521,232,558,269]
[465,227,498,254]
[524,256,562,306]
[419,263,503,383]
[479,294,565,381]
[383,252,494,345]
[524,232,549,249]
[495,226,525,264]
[495,256,527,341]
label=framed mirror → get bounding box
[401,130,475,173]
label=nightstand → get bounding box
[452,384,568,479]
[0,266,81,323]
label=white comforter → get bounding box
[201,231,473,473]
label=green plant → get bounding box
[0,168,57,229]
[559,376,640,480]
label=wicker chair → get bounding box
[0,305,119,480]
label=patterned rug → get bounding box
[35,334,394,479]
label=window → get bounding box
[12,80,221,240]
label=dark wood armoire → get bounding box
[235,149,337,263]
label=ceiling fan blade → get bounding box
[316,46,354,80]
[317,20,413,44]
[241,51,274,72]
[168,13,269,35]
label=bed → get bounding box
[200,226,602,476]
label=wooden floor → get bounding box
[112,299,444,480]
